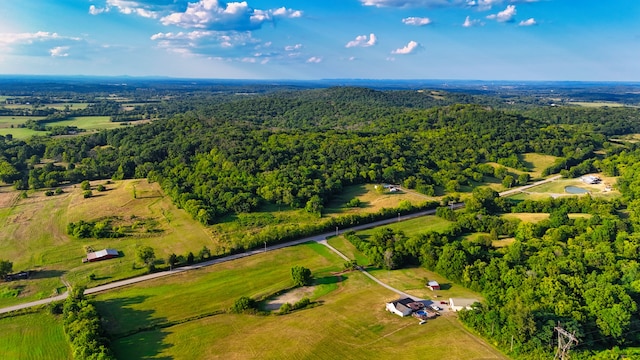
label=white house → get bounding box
[449,298,479,312]
[386,298,414,317]
[581,175,601,184]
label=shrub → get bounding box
[55,188,63,195]
[44,190,54,196]
[83,190,93,198]
[96,184,106,192]
[293,297,311,310]
[279,302,292,314]
[291,266,313,287]
[80,180,91,190]
[231,296,257,314]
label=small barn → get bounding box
[427,280,440,291]
[386,297,415,317]
[84,249,119,263]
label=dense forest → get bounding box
[3,82,640,358]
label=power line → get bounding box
[554,323,578,360]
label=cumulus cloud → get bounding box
[519,18,537,26]
[391,40,420,54]
[487,5,516,22]
[402,17,432,26]
[151,30,261,55]
[49,46,70,57]
[345,34,377,48]
[90,0,302,31]
[462,16,482,27]
[161,1,302,30]
[306,56,322,63]
[285,43,302,51]
[361,0,536,9]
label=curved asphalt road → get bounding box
[0,175,561,314]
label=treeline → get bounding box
[62,287,114,360]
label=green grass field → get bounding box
[508,174,621,200]
[355,215,453,239]
[0,312,71,360]
[502,212,592,223]
[91,242,505,360]
[0,179,218,307]
[519,153,560,179]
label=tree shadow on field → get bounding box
[30,269,66,279]
[314,275,345,285]
[95,295,172,360]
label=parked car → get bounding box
[430,304,441,311]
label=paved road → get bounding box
[0,175,558,314]
[0,207,444,314]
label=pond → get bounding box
[565,186,589,194]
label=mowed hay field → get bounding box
[0,179,215,307]
[94,242,505,360]
[519,153,560,179]
[0,312,71,360]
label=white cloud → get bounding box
[151,30,260,56]
[49,46,70,57]
[391,40,420,54]
[306,56,322,63]
[360,0,537,9]
[160,1,302,30]
[361,0,466,8]
[285,43,302,51]
[519,18,537,26]
[103,0,159,18]
[487,5,516,22]
[462,16,482,27]
[89,5,107,15]
[402,17,432,26]
[345,34,377,48]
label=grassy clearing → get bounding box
[0,312,71,360]
[355,215,452,238]
[96,243,504,360]
[94,242,344,336]
[325,184,434,215]
[519,153,560,178]
[502,213,592,223]
[328,235,371,266]
[210,184,434,252]
[0,179,216,307]
[568,101,626,108]
[51,116,124,131]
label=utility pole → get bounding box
[554,323,578,360]
[264,241,267,253]
[336,226,338,237]
[397,213,400,222]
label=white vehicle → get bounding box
[430,304,441,311]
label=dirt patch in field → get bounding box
[0,189,18,209]
[264,286,316,311]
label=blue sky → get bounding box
[0,0,638,80]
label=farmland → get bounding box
[88,242,505,360]
[0,312,71,360]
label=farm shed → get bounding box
[427,280,440,290]
[83,249,119,263]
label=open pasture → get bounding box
[0,179,216,307]
[0,312,71,360]
[93,242,504,360]
[325,183,434,215]
[355,214,452,239]
[519,153,560,178]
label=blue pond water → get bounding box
[565,186,589,194]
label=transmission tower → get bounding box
[554,323,578,360]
